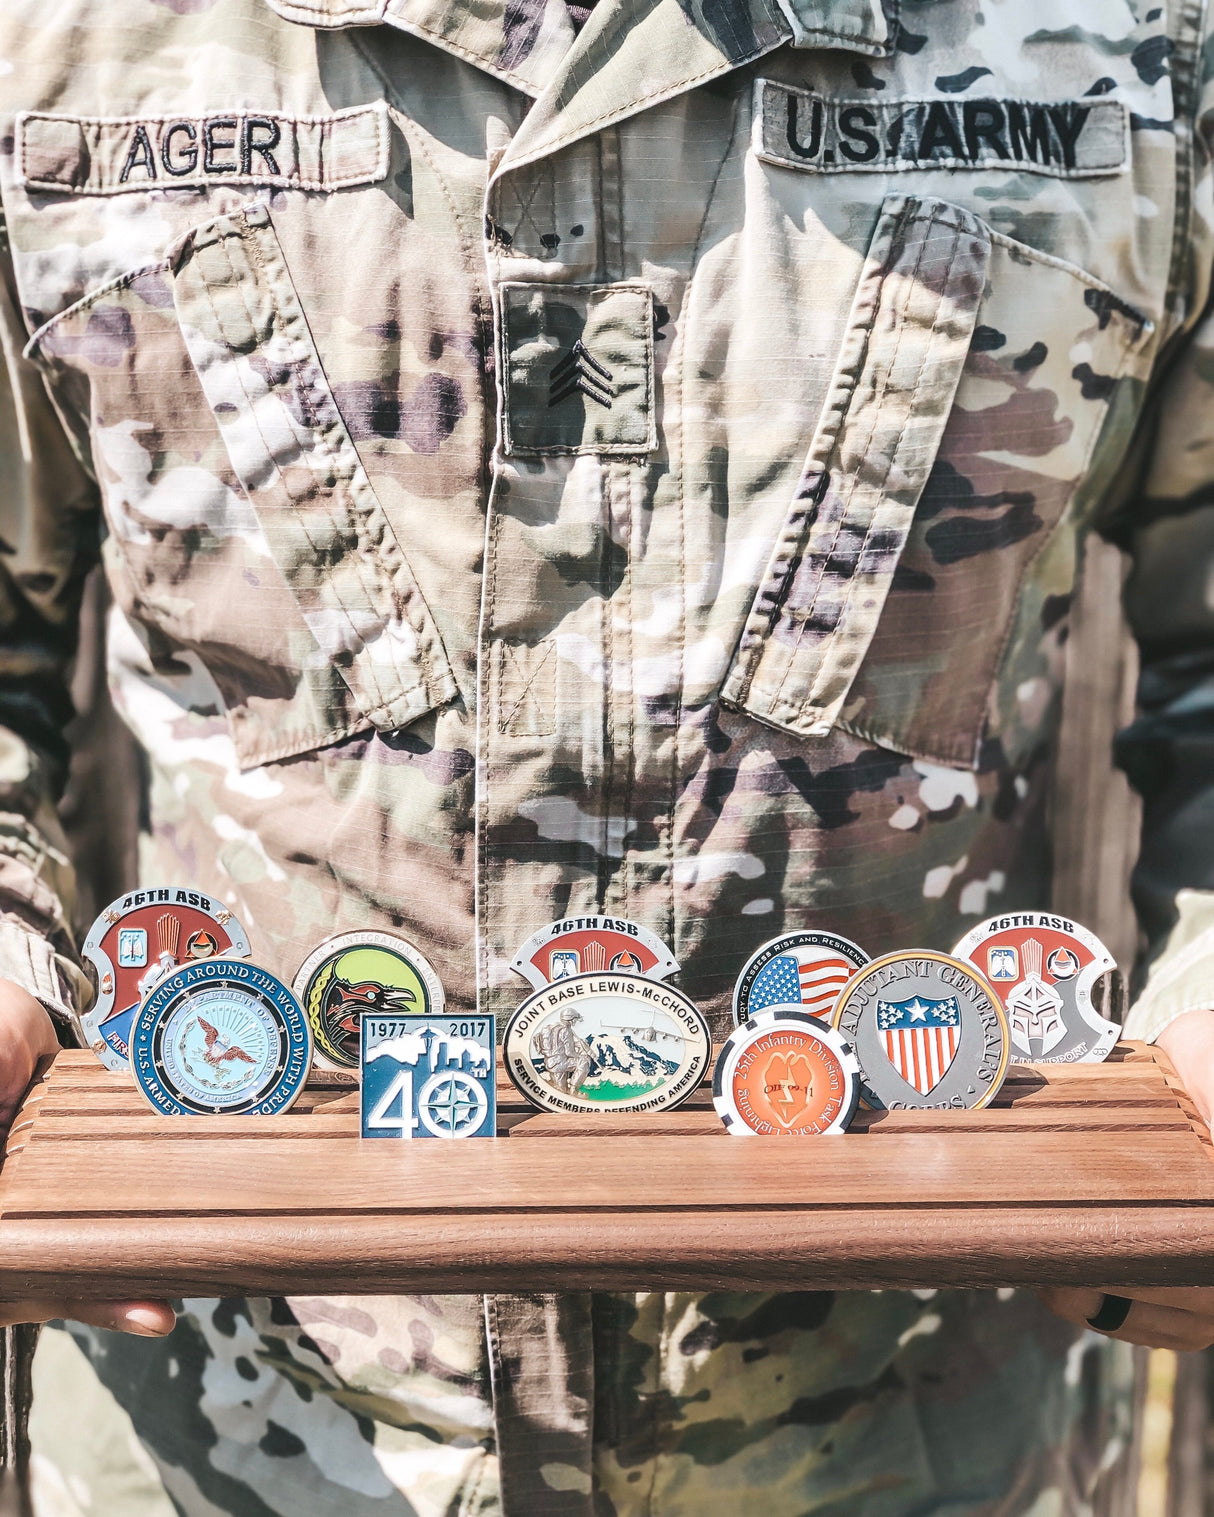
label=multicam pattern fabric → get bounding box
[0,0,1209,1512]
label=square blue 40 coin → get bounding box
[360,1014,496,1139]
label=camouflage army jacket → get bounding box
[0,0,1211,1513]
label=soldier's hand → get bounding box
[0,977,175,1336]
[1039,1009,1214,1350]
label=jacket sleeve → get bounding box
[0,226,100,1036]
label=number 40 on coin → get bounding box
[360,1015,497,1140]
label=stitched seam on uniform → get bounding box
[985,226,1151,331]
[377,8,543,94]
[497,641,554,734]
[619,462,637,918]
[24,258,172,363]
[799,213,965,717]
[767,200,929,714]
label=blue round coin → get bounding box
[130,959,312,1115]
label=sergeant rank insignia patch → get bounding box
[360,1014,495,1139]
[129,960,311,1116]
[714,1009,860,1136]
[510,916,679,991]
[82,888,250,1072]
[732,930,869,1026]
[832,952,1009,1110]
[293,931,445,1071]
[952,913,1119,1065]
[504,973,710,1114]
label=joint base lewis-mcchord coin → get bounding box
[130,959,311,1116]
[832,951,1010,1110]
[361,1014,495,1139]
[952,912,1120,1064]
[713,1008,860,1136]
[510,916,680,991]
[504,972,710,1114]
[82,888,250,1072]
[732,930,870,1026]
[293,931,445,1071]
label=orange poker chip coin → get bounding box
[713,1008,860,1136]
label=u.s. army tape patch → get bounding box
[756,80,1127,178]
[17,104,389,195]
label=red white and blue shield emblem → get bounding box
[876,995,960,1096]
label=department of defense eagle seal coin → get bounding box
[82,888,250,1072]
[732,930,869,1026]
[293,931,445,1070]
[952,912,1119,1064]
[713,1009,859,1136]
[832,951,1009,1110]
[510,916,679,991]
[130,959,311,1116]
[504,973,710,1114]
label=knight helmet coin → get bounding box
[832,951,1010,1110]
[504,972,710,1114]
[713,1008,860,1136]
[293,931,445,1070]
[82,888,250,1072]
[952,913,1119,1064]
[510,916,679,991]
[130,958,311,1116]
[732,930,869,1026]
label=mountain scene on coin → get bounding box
[531,1005,680,1102]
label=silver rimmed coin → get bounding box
[952,911,1119,1064]
[732,930,869,1026]
[503,972,710,1114]
[832,951,1009,1110]
[510,916,679,991]
[713,1008,860,1136]
[293,930,445,1070]
[130,959,311,1116]
[82,888,250,1072]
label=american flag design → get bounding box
[749,952,856,1020]
[876,995,960,1097]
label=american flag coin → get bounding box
[732,931,869,1027]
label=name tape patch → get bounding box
[17,104,389,196]
[757,80,1127,178]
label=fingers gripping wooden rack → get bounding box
[0,1044,1210,1298]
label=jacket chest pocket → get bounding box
[721,193,1152,769]
[30,202,456,767]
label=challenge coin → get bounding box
[713,1009,859,1136]
[503,972,710,1114]
[832,951,1009,1110]
[732,930,869,1026]
[361,1013,495,1139]
[293,931,445,1070]
[952,912,1119,1064]
[510,916,679,991]
[82,888,250,1072]
[130,959,311,1115]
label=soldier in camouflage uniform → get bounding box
[0,0,1211,1512]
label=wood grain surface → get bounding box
[1,1044,1212,1296]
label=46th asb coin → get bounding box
[361,1015,495,1139]
[130,960,311,1116]
[293,931,445,1070]
[504,973,710,1114]
[510,916,679,991]
[952,912,1119,1065]
[732,930,869,1026]
[714,1009,859,1136]
[833,951,1009,1110]
[82,888,250,1072]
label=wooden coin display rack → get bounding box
[1,1044,1211,1297]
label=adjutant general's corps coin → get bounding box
[130,959,311,1116]
[510,916,680,991]
[504,972,710,1114]
[82,888,250,1072]
[732,930,869,1026]
[832,951,1009,1110]
[952,912,1119,1065]
[293,931,445,1070]
[714,1009,860,1136]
